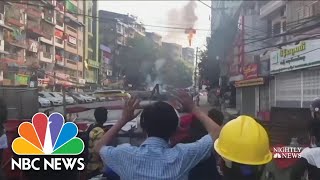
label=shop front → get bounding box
[234,63,267,118]
[270,39,320,108]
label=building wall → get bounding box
[84,0,99,84]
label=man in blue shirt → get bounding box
[94,92,221,180]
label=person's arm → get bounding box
[94,97,140,154]
[192,107,221,140]
[177,91,221,140]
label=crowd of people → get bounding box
[0,91,320,180]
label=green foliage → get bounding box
[160,60,193,88]
[117,36,159,87]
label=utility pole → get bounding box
[194,47,199,91]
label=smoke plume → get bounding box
[145,59,166,91]
[164,1,198,44]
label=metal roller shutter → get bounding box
[276,71,301,107]
[302,69,320,107]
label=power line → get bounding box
[12,1,212,32]
[244,35,320,54]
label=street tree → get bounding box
[117,36,160,88]
[160,60,193,88]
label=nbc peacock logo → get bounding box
[11,112,85,171]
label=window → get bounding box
[282,21,286,32]
[297,8,303,23]
[88,36,93,49]
[272,22,281,35]
[88,51,93,60]
[311,1,320,16]
[78,56,82,62]
[88,19,92,33]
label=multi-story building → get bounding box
[182,47,194,64]
[1,1,56,87]
[267,0,320,109]
[99,10,146,84]
[162,42,182,61]
[53,0,85,90]
[146,32,162,47]
[0,0,87,89]
[83,0,99,89]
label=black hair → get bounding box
[186,108,224,143]
[140,101,179,141]
[94,107,108,125]
[0,98,7,134]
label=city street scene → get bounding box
[1,0,320,180]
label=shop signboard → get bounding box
[68,35,77,45]
[15,74,29,86]
[243,63,258,79]
[88,59,99,68]
[270,39,320,74]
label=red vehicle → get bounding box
[3,100,193,180]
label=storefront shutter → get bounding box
[302,69,320,107]
[276,71,301,107]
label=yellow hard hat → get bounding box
[214,115,272,165]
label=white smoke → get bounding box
[145,58,167,91]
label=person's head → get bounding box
[214,115,272,177]
[94,107,108,125]
[310,98,320,120]
[140,101,179,141]
[187,108,224,142]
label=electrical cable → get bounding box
[11,1,212,31]
[244,34,320,54]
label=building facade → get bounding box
[0,1,87,89]
[98,10,146,85]
[84,0,99,88]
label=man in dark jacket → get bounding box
[290,98,320,180]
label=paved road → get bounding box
[39,94,212,122]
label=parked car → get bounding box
[79,93,94,103]
[87,92,106,102]
[56,92,76,105]
[68,92,86,104]
[38,96,51,108]
[39,92,62,106]
[94,90,131,101]
[81,93,96,102]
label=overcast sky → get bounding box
[98,1,211,49]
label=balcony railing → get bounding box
[260,1,286,18]
[27,20,44,36]
[26,6,42,18]
[4,53,24,61]
[43,52,52,59]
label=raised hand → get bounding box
[120,96,141,124]
[176,90,196,113]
